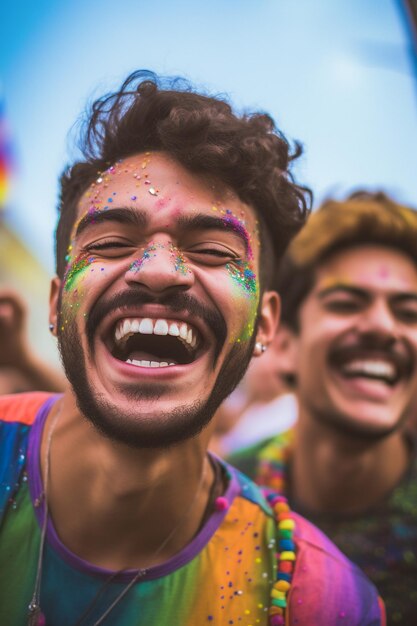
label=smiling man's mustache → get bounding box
[329,334,412,378]
[85,288,228,364]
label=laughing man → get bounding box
[0,73,384,625]
[231,191,417,625]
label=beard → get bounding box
[57,288,256,449]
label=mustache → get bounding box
[86,288,228,362]
[330,335,411,373]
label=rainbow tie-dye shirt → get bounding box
[0,393,384,625]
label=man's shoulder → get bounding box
[227,429,294,480]
[290,511,385,625]
[0,391,51,426]
[223,465,385,625]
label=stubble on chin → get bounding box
[57,312,256,449]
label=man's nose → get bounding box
[125,241,194,293]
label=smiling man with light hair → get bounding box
[231,190,417,625]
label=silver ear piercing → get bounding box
[49,323,55,333]
[253,341,267,356]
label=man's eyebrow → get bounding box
[176,214,250,251]
[317,284,417,302]
[392,293,417,304]
[317,284,369,299]
[75,207,148,238]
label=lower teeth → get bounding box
[126,359,175,368]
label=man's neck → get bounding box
[291,410,410,516]
[41,395,217,571]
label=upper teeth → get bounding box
[114,317,198,349]
[342,360,396,380]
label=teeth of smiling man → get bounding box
[126,359,176,368]
[114,318,198,349]
[342,360,396,381]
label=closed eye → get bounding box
[83,240,136,257]
[322,299,363,313]
[186,246,238,266]
[395,308,417,324]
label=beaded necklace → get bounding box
[264,490,297,626]
[27,406,209,626]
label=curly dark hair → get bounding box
[56,70,312,287]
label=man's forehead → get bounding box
[314,251,417,295]
[75,152,259,235]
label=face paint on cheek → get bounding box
[226,261,260,343]
[226,261,258,296]
[59,287,86,332]
[63,255,96,292]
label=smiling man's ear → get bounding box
[49,277,61,337]
[253,290,281,355]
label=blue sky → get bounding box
[1,0,417,273]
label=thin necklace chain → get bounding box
[27,406,209,626]
[28,407,61,626]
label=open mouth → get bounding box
[329,344,412,389]
[338,359,399,386]
[109,317,202,368]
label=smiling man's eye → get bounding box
[396,307,417,324]
[186,246,238,266]
[324,299,361,313]
[196,248,233,257]
[83,240,135,256]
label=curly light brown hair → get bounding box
[276,190,417,330]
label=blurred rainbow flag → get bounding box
[0,97,14,211]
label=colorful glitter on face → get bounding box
[226,261,258,296]
[129,242,191,277]
[129,244,159,273]
[222,213,254,261]
[225,261,260,344]
[63,255,96,292]
[171,246,191,276]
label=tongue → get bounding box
[129,350,160,362]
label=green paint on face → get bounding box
[64,255,96,292]
[226,260,260,343]
[236,298,259,343]
[226,260,258,296]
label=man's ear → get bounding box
[254,290,281,352]
[49,277,61,336]
[269,324,299,386]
